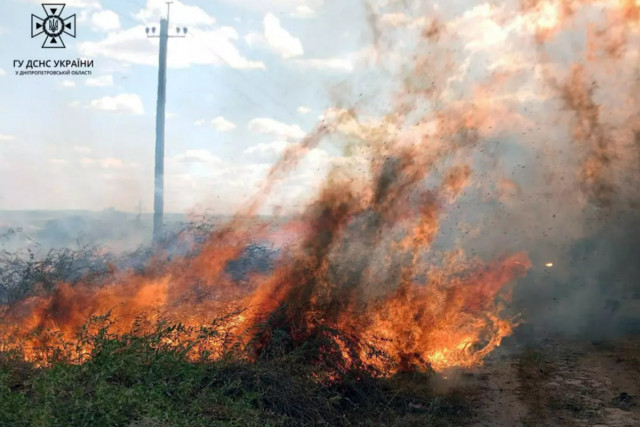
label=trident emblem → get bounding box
[31,3,76,49]
[48,19,59,33]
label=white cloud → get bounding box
[89,93,144,115]
[133,0,215,27]
[79,157,126,169]
[24,0,101,8]
[194,119,206,126]
[77,0,262,69]
[172,149,222,164]
[263,13,304,58]
[49,159,68,165]
[91,10,120,31]
[211,116,236,132]
[0,68,5,76]
[79,25,264,69]
[0,134,15,142]
[85,75,114,87]
[61,80,76,87]
[297,106,311,114]
[244,32,264,48]
[221,0,323,16]
[100,158,124,169]
[291,5,316,18]
[74,145,92,154]
[248,118,305,140]
[244,140,289,156]
[293,57,354,72]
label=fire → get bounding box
[3,0,639,374]
[0,129,532,372]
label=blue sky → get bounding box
[0,0,383,214]
[1,0,636,220]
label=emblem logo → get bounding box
[31,3,76,48]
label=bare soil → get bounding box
[445,335,640,426]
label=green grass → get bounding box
[0,318,471,426]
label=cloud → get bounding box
[244,140,289,156]
[290,46,374,73]
[263,13,304,58]
[78,1,263,69]
[211,116,236,132]
[0,68,5,76]
[80,157,126,169]
[23,0,101,8]
[172,149,222,164]
[89,93,144,115]
[220,0,323,16]
[91,10,120,31]
[85,75,114,87]
[297,106,311,114]
[79,25,264,69]
[293,57,354,72]
[49,159,68,165]
[248,118,305,140]
[0,134,15,142]
[100,158,124,169]
[243,32,264,48]
[164,151,273,214]
[291,5,316,18]
[133,0,215,27]
[61,80,76,87]
[74,146,92,154]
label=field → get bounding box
[1,224,639,426]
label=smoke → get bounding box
[334,0,640,339]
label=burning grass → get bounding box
[0,312,472,426]
[0,211,530,373]
[0,222,512,424]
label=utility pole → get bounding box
[146,2,187,244]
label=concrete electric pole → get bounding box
[146,2,187,244]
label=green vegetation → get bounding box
[0,318,470,426]
[0,224,471,426]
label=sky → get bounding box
[0,0,638,218]
[0,0,385,214]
